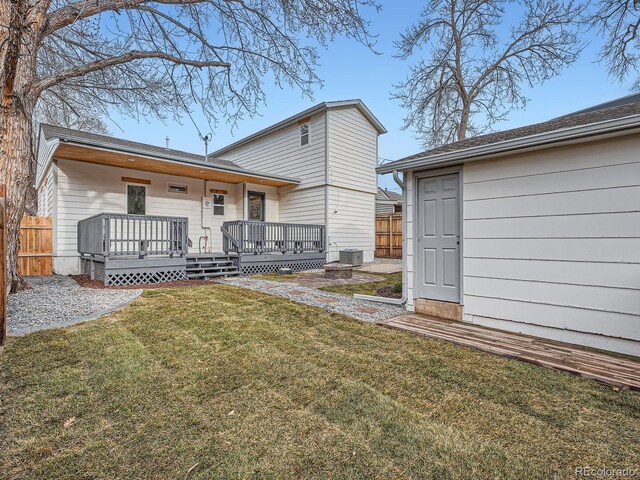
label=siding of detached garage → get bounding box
[461,135,640,355]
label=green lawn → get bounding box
[255,271,402,297]
[1,284,639,479]
[320,271,402,297]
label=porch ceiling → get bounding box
[52,143,298,187]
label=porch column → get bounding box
[242,183,248,221]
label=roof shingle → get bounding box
[389,100,640,166]
[41,124,240,169]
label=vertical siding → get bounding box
[461,136,640,354]
[217,113,327,187]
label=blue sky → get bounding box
[106,1,634,193]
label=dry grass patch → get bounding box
[1,284,639,479]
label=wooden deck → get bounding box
[381,314,640,390]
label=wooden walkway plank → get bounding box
[381,314,640,390]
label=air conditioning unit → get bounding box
[339,249,363,267]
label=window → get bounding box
[394,204,402,213]
[213,194,225,216]
[127,184,146,215]
[167,183,188,194]
[300,123,309,146]
[248,191,265,221]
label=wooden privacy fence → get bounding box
[18,216,53,276]
[375,213,402,258]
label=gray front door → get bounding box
[416,174,460,303]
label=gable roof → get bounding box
[210,100,387,158]
[377,99,640,175]
[555,92,640,118]
[376,187,402,202]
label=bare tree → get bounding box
[393,0,583,148]
[22,91,110,216]
[587,0,640,89]
[0,0,379,291]
[35,90,110,134]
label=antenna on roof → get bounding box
[165,136,170,149]
[199,132,212,160]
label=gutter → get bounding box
[377,113,640,174]
[55,135,301,185]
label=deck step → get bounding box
[186,261,234,268]
[186,266,238,274]
[187,271,241,279]
[185,254,240,279]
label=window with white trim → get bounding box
[300,123,309,146]
[212,194,225,216]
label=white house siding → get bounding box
[35,134,58,187]
[53,159,243,274]
[202,181,242,252]
[217,105,381,262]
[461,136,640,355]
[404,171,415,311]
[326,107,379,262]
[217,112,327,187]
[278,186,325,225]
[37,165,53,216]
[326,186,375,262]
[219,113,326,229]
[244,182,279,222]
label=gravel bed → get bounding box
[8,276,142,336]
[369,258,403,264]
[222,277,404,323]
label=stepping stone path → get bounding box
[317,297,339,304]
[355,306,379,314]
[223,277,403,323]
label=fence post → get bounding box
[388,213,393,257]
[0,185,6,347]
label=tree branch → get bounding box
[34,50,230,94]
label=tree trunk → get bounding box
[1,0,41,292]
[457,102,469,141]
[0,103,34,292]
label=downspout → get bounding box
[324,112,330,261]
[392,170,405,190]
[394,170,407,306]
[353,168,408,306]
